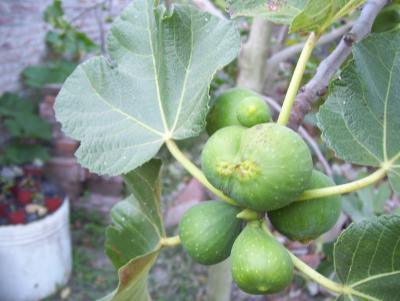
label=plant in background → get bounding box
[55,0,400,300]
[0,93,51,165]
[23,0,98,88]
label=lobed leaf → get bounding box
[55,0,240,176]
[318,29,400,193]
[102,159,164,301]
[334,215,400,300]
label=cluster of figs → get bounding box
[178,88,342,295]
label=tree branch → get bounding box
[237,17,273,92]
[268,22,354,67]
[288,0,388,130]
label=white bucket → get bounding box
[0,199,72,301]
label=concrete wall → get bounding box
[0,0,130,93]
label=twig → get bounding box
[192,0,226,19]
[264,96,333,176]
[268,22,354,67]
[289,0,388,129]
[94,6,106,55]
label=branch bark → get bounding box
[268,22,354,67]
[237,17,273,93]
[288,0,388,130]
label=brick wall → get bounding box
[0,0,130,94]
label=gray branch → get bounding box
[237,17,273,93]
[268,22,354,67]
[288,0,388,130]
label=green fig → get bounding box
[179,201,242,265]
[231,221,294,295]
[206,87,271,135]
[201,123,313,212]
[269,170,342,242]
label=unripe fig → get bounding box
[231,221,293,295]
[269,170,342,242]
[201,123,313,212]
[179,201,242,265]
[206,87,271,135]
[236,96,271,127]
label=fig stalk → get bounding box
[277,32,318,126]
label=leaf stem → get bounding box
[289,253,348,295]
[165,140,238,206]
[298,167,387,201]
[160,236,181,248]
[277,32,318,126]
[260,220,348,294]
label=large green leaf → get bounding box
[318,29,400,193]
[290,0,364,33]
[227,0,306,23]
[55,0,240,176]
[102,159,164,301]
[334,215,400,300]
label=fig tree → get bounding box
[269,170,342,242]
[179,200,242,265]
[201,123,313,211]
[231,221,293,295]
[206,87,271,135]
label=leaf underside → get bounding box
[334,215,400,301]
[102,159,164,301]
[55,0,240,176]
[227,0,306,24]
[227,0,364,33]
[318,29,400,193]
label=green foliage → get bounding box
[227,0,364,33]
[318,29,400,194]
[55,0,240,176]
[201,123,313,211]
[52,0,400,299]
[231,221,294,294]
[372,4,400,33]
[103,159,164,301]
[23,0,97,89]
[43,0,98,57]
[227,0,306,24]
[334,215,400,300]
[206,87,271,135]
[179,201,242,265]
[269,170,342,241]
[23,60,77,88]
[342,172,391,222]
[290,0,364,33]
[0,93,51,165]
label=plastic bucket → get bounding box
[0,199,72,301]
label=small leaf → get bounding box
[290,0,364,33]
[227,0,306,24]
[102,159,164,301]
[318,29,400,194]
[55,0,240,176]
[334,215,400,300]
